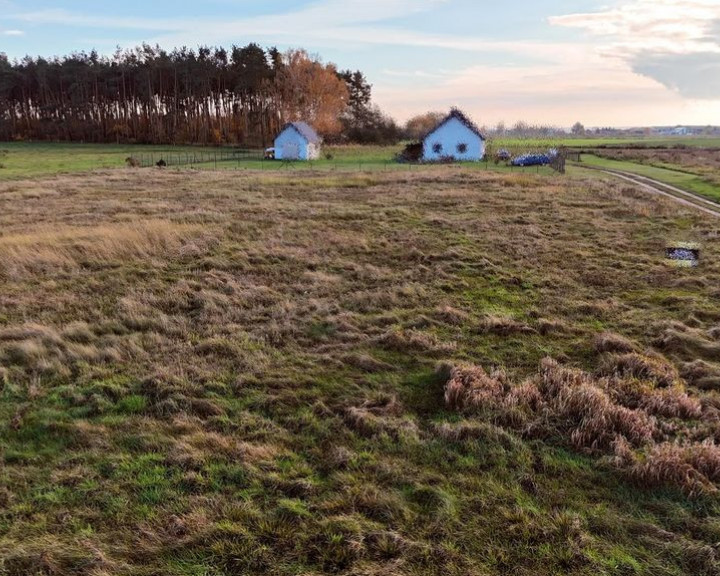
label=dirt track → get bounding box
[577,165,720,218]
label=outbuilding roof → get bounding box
[279,121,321,144]
[423,108,485,141]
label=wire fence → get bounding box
[133,148,264,168]
[126,148,567,174]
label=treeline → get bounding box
[0,44,400,146]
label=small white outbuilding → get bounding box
[422,109,485,162]
[273,122,321,161]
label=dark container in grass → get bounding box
[665,243,699,267]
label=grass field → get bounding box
[579,154,720,202]
[0,142,556,180]
[2,166,720,575]
[3,137,720,180]
[562,136,720,148]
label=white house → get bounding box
[273,122,321,161]
[422,109,485,162]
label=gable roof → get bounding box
[423,108,485,141]
[278,121,321,144]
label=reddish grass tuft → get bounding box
[681,360,720,391]
[443,364,507,412]
[445,357,656,452]
[640,387,703,420]
[593,332,637,354]
[433,305,470,326]
[379,329,456,355]
[477,314,535,336]
[441,348,720,494]
[628,442,720,496]
[599,352,680,387]
[555,384,655,451]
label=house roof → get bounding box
[423,108,485,141]
[279,121,321,144]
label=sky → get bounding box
[1,0,719,128]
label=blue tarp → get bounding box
[510,149,559,167]
[511,153,550,167]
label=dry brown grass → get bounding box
[443,354,720,493]
[0,220,217,278]
[598,352,680,387]
[442,363,507,412]
[342,395,420,447]
[639,387,703,419]
[681,360,720,390]
[627,442,720,496]
[477,314,536,336]
[593,332,638,354]
[2,166,720,574]
[538,359,656,451]
[378,329,456,355]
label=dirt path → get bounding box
[577,165,720,218]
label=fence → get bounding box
[133,148,263,168]
[125,149,568,176]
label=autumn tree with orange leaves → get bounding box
[275,49,349,137]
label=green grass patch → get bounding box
[579,153,720,202]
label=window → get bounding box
[457,143,468,154]
[432,143,443,154]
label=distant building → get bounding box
[422,109,486,162]
[273,122,321,161]
[657,126,692,136]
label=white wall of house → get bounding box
[422,117,485,162]
[274,128,320,160]
[306,142,321,160]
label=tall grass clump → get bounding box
[442,353,719,495]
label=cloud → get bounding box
[9,1,449,33]
[1,29,24,36]
[708,19,720,42]
[550,0,720,99]
[6,1,568,63]
[375,53,685,126]
[631,51,720,99]
[7,8,185,31]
